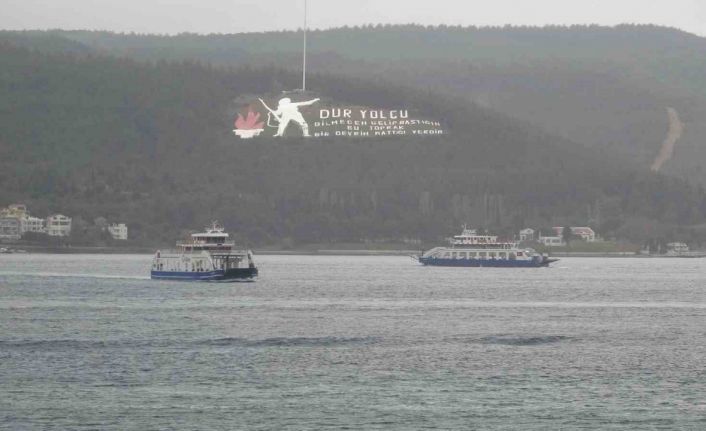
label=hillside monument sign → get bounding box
[233,94,445,139]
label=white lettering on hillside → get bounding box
[312,107,443,137]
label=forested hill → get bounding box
[2,41,706,247]
[7,25,706,184]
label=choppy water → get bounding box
[1,254,705,430]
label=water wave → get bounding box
[0,336,379,350]
[0,271,149,280]
[444,334,572,346]
[478,335,571,346]
[201,336,379,348]
[0,339,122,349]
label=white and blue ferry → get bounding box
[414,227,557,268]
[151,222,258,281]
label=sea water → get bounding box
[1,254,705,429]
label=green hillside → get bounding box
[2,39,706,247]
[11,25,705,183]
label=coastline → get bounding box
[2,245,421,256]
[5,246,701,258]
[0,244,155,254]
[5,242,703,258]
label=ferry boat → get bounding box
[414,227,557,268]
[151,222,258,281]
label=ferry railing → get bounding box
[156,249,250,257]
[175,241,236,248]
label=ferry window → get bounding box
[489,252,496,258]
[479,252,487,258]
[499,253,506,259]
[509,253,516,260]
[451,252,457,259]
[458,252,466,259]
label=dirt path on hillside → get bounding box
[650,107,684,172]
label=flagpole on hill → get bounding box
[302,0,307,91]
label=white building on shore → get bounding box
[538,235,565,247]
[0,217,21,241]
[519,228,535,242]
[21,216,45,234]
[536,226,598,247]
[1,204,45,237]
[552,227,596,242]
[46,214,72,237]
[1,204,28,218]
[107,223,128,241]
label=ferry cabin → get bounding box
[152,250,251,273]
[418,244,551,267]
[423,228,537,263]
[177,230,234,252]
[429,248,531,261]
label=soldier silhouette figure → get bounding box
[260,97,320,137]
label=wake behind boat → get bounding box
[151,222,258,281]
[413,227,557,268]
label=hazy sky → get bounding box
[3,0,706,36]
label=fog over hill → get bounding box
[2,27,706,246]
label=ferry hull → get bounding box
[151,267,258,282]
[418,257,557,268]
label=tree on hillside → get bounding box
[562,225,575,247]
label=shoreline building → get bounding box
[519,228,535,242]
[1,204,28,217]
[537,226,598,247]
[552,227,596,242]
[46,214,72,237]
[666,242,689,255]
[538,235,565,247]
[1,204,46,235]
[107,223,128,241]
[0,217,21,241]
[21,216,45,234]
